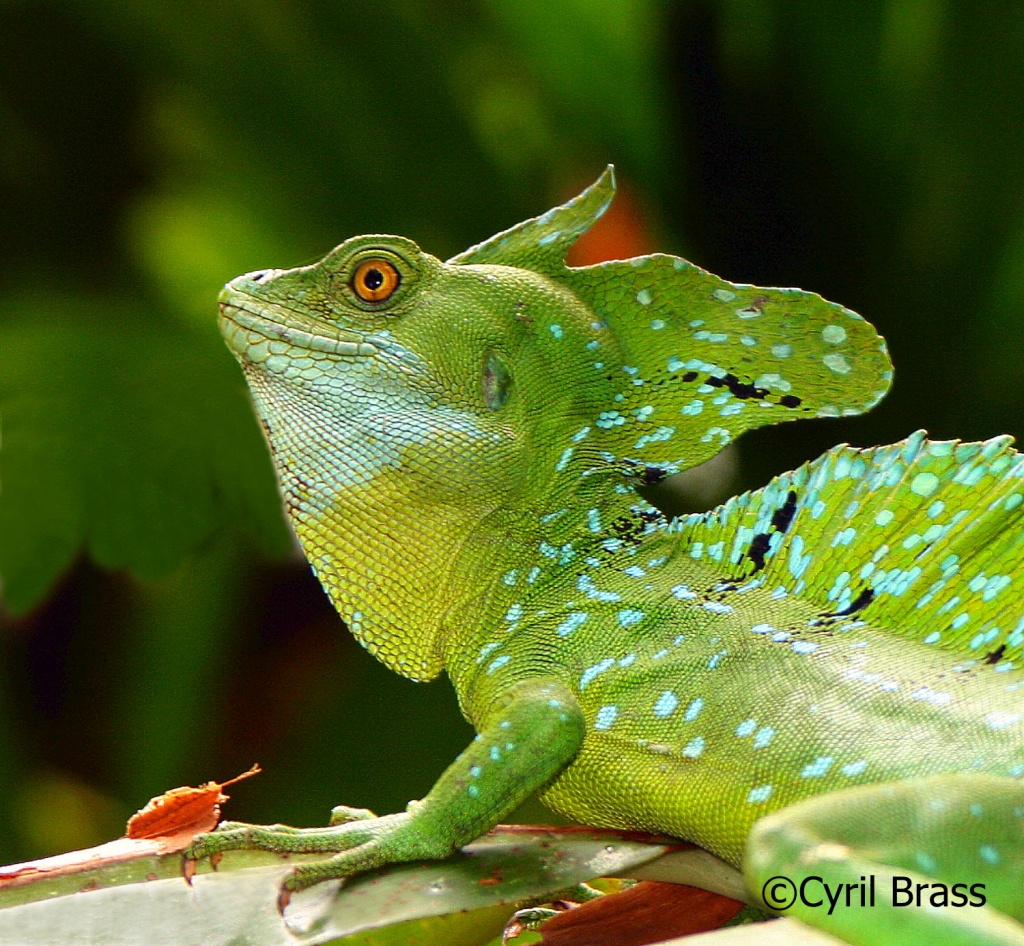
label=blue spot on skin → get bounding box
[915,851,936,873]
[684,698,703,722]
[549,324,564,338]
[747,784,773,803]
[801,756,833,778]
[469,765,482,778]
[753,727,775,749]
[985,711,1021,729]
[476,642,503,666]
[487,655,511,674]
[637,289,652,305]
[556,612,589,637]
[751,623,777,635]
[703,601,734,615]
[653,691,679,717]
[970,803,984,817]
[735,719,756,737]
[791,641,819,655]
[979,845,1000,865]
[580,658,615,690]
[594,705,618,730]
[618,608,645,626]
[841,760,867,777]
[468,785,479,797]
[682,736,705,758]
[489,746,501,761]
[538,230,561,246]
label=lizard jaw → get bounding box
[219,296,380,363]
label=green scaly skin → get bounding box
[187,168,1024,944]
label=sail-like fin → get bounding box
[560,257,892,476]
[672,430,1024,663]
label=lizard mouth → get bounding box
[219,291,380,361]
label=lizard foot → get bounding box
[183,808,450,910]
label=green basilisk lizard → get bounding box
[187,168,1024,945]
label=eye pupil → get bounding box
[352,258,400,302]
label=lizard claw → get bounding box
[181,854,197,886]
[181,848,223,886]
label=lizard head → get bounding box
[217,221,619,678]
[219,167,893,680]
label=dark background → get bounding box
[1,0,1022,862]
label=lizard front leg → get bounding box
[746,774,1024,945]
[184,677,585,899]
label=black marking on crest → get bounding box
[747,533,772,572]
[779,394,803,408]
[705,373,769,401]
[985,644,1007,665]
[745,489,800,573]
[621,459,669,485]
[641,465,667,485]
[771,490,798,534]
[834,587,874,617]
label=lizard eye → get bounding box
[483,352,512,410]
[352,259,400,302]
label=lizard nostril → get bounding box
[250,270,269,283]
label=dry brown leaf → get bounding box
[126,764,261,848]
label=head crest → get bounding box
[448,166,616,273]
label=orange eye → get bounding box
[352,259,400,302]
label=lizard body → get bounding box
[194,169,1024,944]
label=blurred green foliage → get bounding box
[1,0,1023,865]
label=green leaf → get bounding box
[0,292,290,612]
